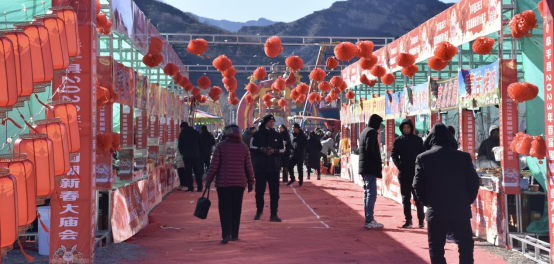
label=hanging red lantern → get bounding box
[0,168,17,255]
[360,75,376,87]
[33,15,70,73]
[381,73,395,85]
[278,98,286,109]
[345,90,356,100]
[228,92,237,99]
[187,38,208,56]
[264,36,283,58]
[433,41,458,61]
[142,53,163,68]
[45,101,81,153]
[173,72,184,85]
[330,76,344,88]
[3,29,34,106]
[163,63,179,76]
[318,81,331,92]
[286,56,304,72]
[262,93,273,103]
[148,37,163,55]
[539,0,546,18]
[286,72,297,85]
[197,75,211,90]
[298,94,307,102]
[191,87,201,97]
[308,92,317,104]
[228,97,239,106]
[223,77,238,92]
[395,53,416,68]
[359,55,378,70]
[530,136,546,159]
[97,19,112,35]
[401,64,419,78]
[50,7,80,58]
[309,67,326,82]
[0,36,18,118]
[508,82,539,103]
[222,67,236,78]
[210,86,223,97]
[516,134,533,156]
[213,55,233,72]
[339,81,348,92]
[274,76,286,91]
[33,118,71,177]
[326,57,339,69]
[296,83,310,94]
[246,83,259,94]
[253,67,267,81]
[356,41,374,58]
[13,133,55,204]
[96,12,108,27]
[325,95,333,103]
[334,42,357,61]
[510,132,524,153]
[96,133,113,155]
[472,37,495,55]
[290,88,300,100]
[111,132,120,152]
[264,100,273,108]
[14,23,54,91]
[509,10,538,39]
[0,154,35,234]
[183,82,193,92]
[428,56,448,71]
[245,94,254,105]
[370,65,386,78]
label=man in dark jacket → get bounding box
[288,123,308,186]
[413,123,480,264]
[358,114,384,229]
[242,126,256,147]
[477,125,500,168]
[178,122,204,192]
[200,125,216,174]
[250,114,285,222]
[391,118,425,228]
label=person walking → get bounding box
[279,125,292,183]
[391,118,425,229]
[200,125,216,175]
[359,114,384,229]
[413,123,479,264]
[306,131,323,180]
[174,142,187,190]
[321,131,337,172]
[250,114,284,222]
[242,126,256,147]
[178,122,203,192]
[287,123,307,186]
[205,125,255,244]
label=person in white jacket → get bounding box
[320,132,337,171]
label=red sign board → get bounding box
[430,112,442,131]
[543,0,554,257]
[136,112,147,149]
[459,109,476,162]
[499,60,520,194]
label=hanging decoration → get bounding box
[3,29,34,106]
[345,90,356,100]
[50,7,80,57]
[516,134,533,156]
[264,36,283,58]
[318,81,332,92]
[381,73,395,85]
[142,53,163,68]
[530,136,546,159]
[395,53,416,68]
[356,40,374,58]
[273,76,286,91]
[334,42,357,61]
[507,82,539,103]
[208,86,223,101]
[370,65,386,78]
[163,63,179,76]
[427,56,448,71]
[309,68,326,82]
[285,72,297,85]
[34,15,70,73]
[197,75,211,90]
[246,83,259,94]
[253,67,267,81]
[46,101,81,153]
[222,67,236,78]
[472,37,495,55]
[33,118,71,178]
[213,55,233,72]
[326,57,339,69]
[401,64,419,78]
[0,169,17,256]
[285,56,304,72]
[223,77,238,92]
[360,75,376,87]
[0,154,35,234]
[509,10,538,38]
[330,76,344,88]
[433,41,458,61]
[245,94,255,105]
[359,55,378,70]
[187,38,208,56]
[278,98,286,109]
[96,133,113,155]
[296,83,310,94]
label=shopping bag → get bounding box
[193,187,211,219]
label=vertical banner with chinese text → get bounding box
[96,57,114,190]
[119,106,134,180]
[459,109,476,162]
[499,60,520,194]
[386,120,395,165]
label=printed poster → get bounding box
[458,60,500,108]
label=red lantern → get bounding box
[472,37,495,55]
[509,10,538,39]
[229,91,237,99]
[191,87,201,97]
[401,64,419,78]
[381,73,395,85]
[148,37,163,55]
[142,53,163,68]
[310,68,326,82]
[318,81,331,92]
[187,38,208,56]
[530,136,546,159]
[346,90,356,100]
[264,36,283,58]
[0,36,18,117]
[50,7,80,58]
[285,72,297,85]
[246,83,259,94]
[45,101,81,153]
[0,154,36,234]
[508,82,539,103]
[395,53,416,68]
[286,56,304,72]
[334,42,357,61]
[516,134,533,156]
[223,77,237,92]
[308,92,317,104]
[339,81,348,92]
[298,94,307,102]
[274,76,286,91]
[253,67,267,81]
[296,83,310,94]
[33,15,70,74]
[330,76,344,88]
[370,65,386,78]
[433,42,458,61]
[0,168,17,256]
[290,88,300,100]
[360,75,376,87]
[245,94,254,105]
[510,133,523,153]
[222,67,236,78]
[359,55,377,70]
[210,86,223,97]
[96,12,108,27]
[325,95,333,103]
[428,56,448,71]
[163,63,179,76]
[197,75,211,90]
[278,98,286,109]
[96,133,113,155]
[262,93,273,103]
[2,29,34,106]
[539,0,545,18]
[14,23,54,91]
[213,55,233,72]
[356,41,374,58]
[13,133,55,204]
[326,57,339,69]
[33,118,70,177]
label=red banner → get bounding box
[499,60,520,194]
[148,116,160,166]
[95,57,114,190]
[114,62,135,106]
[459,109,476,161]
[136,112,147,149]
[543,1,554,257]
[430,112,442,131]
[159,116,167,146]
[386,120,395,165]
[50,0,96,262]
[120,106,134,180]
[111,179,149,243]
[470,188,506,246]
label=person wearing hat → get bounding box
[288,123,308,186]
[250,114,285,222]
[477,124,500,168]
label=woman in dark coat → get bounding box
[306,131,322,180]
[279,125,292,183]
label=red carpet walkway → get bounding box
[127,176,507,264]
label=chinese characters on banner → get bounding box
[459,109,476,162]
[430,76,459,111]
[50,0,96,261]
[119,106,135,180]
[114,62,135,107]
[148,116,160,166]
[96,57,114,190]
[458,61,500,108]
[499,60,520,194]
[135,111,148,169]
[111,179,149,243]
[471,188,506,245]
[405,82,430,116]
[543,1,554,256]
[386,120,396,165]
[385,91,406,119]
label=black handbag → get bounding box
[193,187,211,219]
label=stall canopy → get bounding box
[195,110,222,123]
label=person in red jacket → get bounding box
[206,124,255,244]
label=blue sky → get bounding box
[161,0,460,23]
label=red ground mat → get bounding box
[127,176,507,263]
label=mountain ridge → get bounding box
[197,17,277,32]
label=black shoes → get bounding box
[317,175,321,180]
[402,221,413,228]
[231,237,239,241]
[299,181,303,187]
[418,221,425,229]
[221,235,232,244]
[286,179,296,186]
[254,212,263,220]
[270,215,282,222]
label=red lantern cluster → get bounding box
[273,77,286,92]
[508,82,539,103]
[359,55,378,70]
[318,81,332,92]
[163,63,179,76]
[509,10,538,39]
[511,133,546,159]
[213,55,233,72]
[222,77,238,92]
[296,83,310,94]
[308,92,322,104]
[356,41,374,58]
[222,67,236,78]
[142,37,164,68]
[262,93,273,108]
[208,86,223,101]
[434,42,458,61]
[264,36,283,58]
[401,65,419,79]
[246,83,260,94]
[330,76,344,88]
[187,38,208,56]
[95,2,112,35]
[395,53,416,68]
[472,37,495,55]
